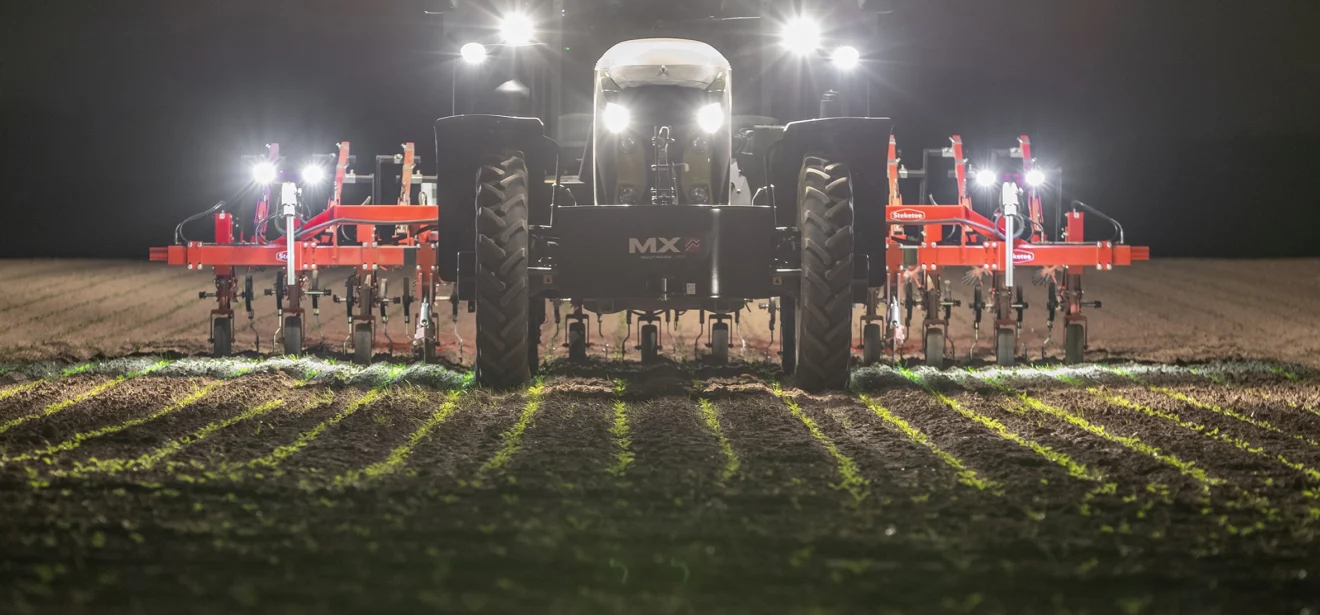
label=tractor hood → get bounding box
[595,38,730,89]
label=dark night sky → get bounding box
[1,0,1318,259]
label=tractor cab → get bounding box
[587,38,732,207]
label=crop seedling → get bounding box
[857,392,998,492]
[478,380,546,477]
[772,384,870,507]
[334,389,465,488]
[696,398,740,483]
[1108,367,1320,448]
[0,359,172,435]
[606,380,634,477]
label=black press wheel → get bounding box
[925,328,945,368]
[212,317,232,358]
[282,315,303,356]
[862,323,882,365]
[353,322,373,365]
[996,328,1015,367]
[474,150,531,388]
[1065,322,1086,365]
[640,324,659,364]
[710,322,729,364]
[794,155,854,392]
[568,322,588,362]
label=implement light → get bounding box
[460,42,487,64]
[1025,169,1045,187]
[975,169,997,187]
[697,103,723,133]
[252,162,277,185]
[499,12,534,46]
[301,165,325,185]
[603,103,631,134]
[831,46,860,69]
[780,17,821,55]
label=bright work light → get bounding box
[975,169,997,187]
[1025,169,1045,186]
[252,162,277,185]
[301,165,325,185]
[460,42,487,64]
[831,46,860,69]
[499,12,534,46]
[697,103,723,133]
[603,103,631,133]
[780,17,821,55]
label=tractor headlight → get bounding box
[697,103,723,134]
[975,169,997,187]
[252,162,277,185]
[499,12,534,46]
[689,186,709,204]
[301,165,325,185]
[603,102,631,134]
[781,17,821,55]
[1025,169,1045,186]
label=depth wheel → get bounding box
[212,318,232,358]
[862,323,881,365]
[640,324,659,364]
[353,323,373,365]
[283,316,303,356]
[794,155,854,392]
[780,297,797,375]
[710,322,729,364]
[568,322,588,362]
[996,328,1015,367]
[474,150,531,388]
[925,329,945,368]
[1065,323,1086,365]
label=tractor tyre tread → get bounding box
[475,151,531,389]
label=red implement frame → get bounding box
[881,134,1149,363]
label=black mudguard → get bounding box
[767,117,893,287]
[433,114,560,281]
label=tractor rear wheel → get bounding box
[710,322,730,364]
[862,323,882,365]
[925,328,945,368]
[353,323,372,365]
[1065,323,1086,365]
[996,328,1015,367]
[212,318,232,358]
[283,316,303,356]
[794,155,854,392]
[474,151,531,388]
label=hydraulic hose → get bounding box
[1070,200,1124,243]
[175,181,257,244]
[294,218,436,241]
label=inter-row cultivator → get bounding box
[152,22,1147,389]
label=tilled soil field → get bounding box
[3,258,1320,613]
[0,357,1319,613]
[1,258,1319,369]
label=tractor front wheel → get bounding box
[794,156,854,392]
[474,151,532,388]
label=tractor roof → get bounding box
[596,38,729,89]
